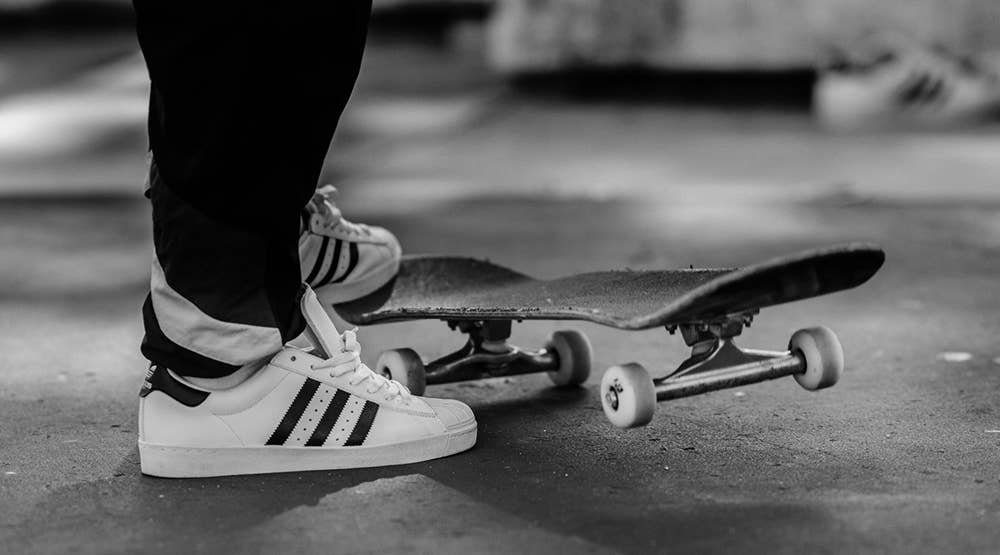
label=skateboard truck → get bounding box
[665,312,773,380]
[426,320,559,384]
[601,313,846,428]
[374,319,592,396]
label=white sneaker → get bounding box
[138,288,476,478]
[815,33,1000,130]
[299,185,401,304]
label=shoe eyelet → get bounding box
[290,356,296,361]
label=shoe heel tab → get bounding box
[140,364,209,407]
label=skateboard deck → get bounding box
[335,243,884,328]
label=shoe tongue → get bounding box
[300,287,343,358]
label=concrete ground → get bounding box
[1,28,999,554]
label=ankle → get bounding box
[184,359,267,391]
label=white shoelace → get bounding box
[313,329,411,403]
[310,185,372,237]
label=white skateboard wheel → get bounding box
[601,363,656,428]
[375,348,427,396]
[546,330,593,387]
[789,326,844,391]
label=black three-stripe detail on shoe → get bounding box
[896,72,949,108]
[344,401,379,446]
[305,389,351,446]
[304,237,330,285]
[266,378,321,445]
[316,239,343,287]
[331,243,359,284]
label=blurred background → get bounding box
[2,0,1000,200]
[2,1,1000,553]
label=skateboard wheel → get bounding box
[375,348,427,396]
[601,363,656,428]
[546,330,592,387]
[789,326,843,391]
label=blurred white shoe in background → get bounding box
[814,33,1000,130]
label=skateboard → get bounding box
[334,243,885,428]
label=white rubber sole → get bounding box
[139,420,476,478]
[315,257,399,305]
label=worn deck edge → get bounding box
[335,242,885,329]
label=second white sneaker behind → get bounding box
[299,185,401,304]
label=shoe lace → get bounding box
[310,185,372,237]
[313,329,411,403]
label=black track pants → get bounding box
[133,1,372,377]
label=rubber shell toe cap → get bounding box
[423,397,476,430]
